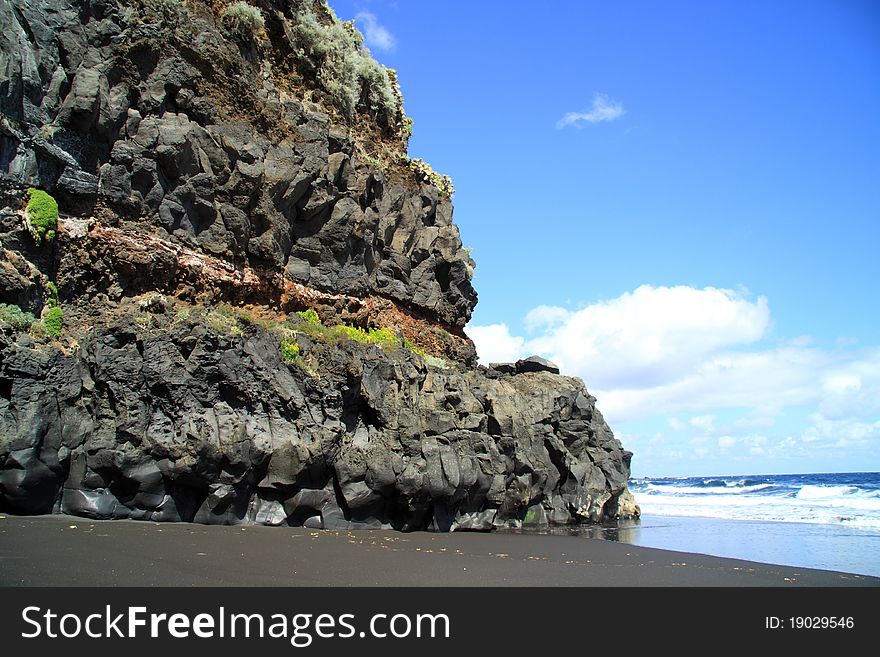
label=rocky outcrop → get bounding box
[0,0,476,327]
[491,357,561,376]
[0,0,638,530]
[0,298,633,530]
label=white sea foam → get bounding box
[795,485,857,500]
[644,483,774,495]
[633,486,880,529]
[843,516,880,530]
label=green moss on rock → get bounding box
[26,188,58,244]
[42,306,63,337]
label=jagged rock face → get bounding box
[0,0,638,529]
[0,305,635,529]
[0,0,476,326]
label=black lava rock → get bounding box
[515,356,561,375]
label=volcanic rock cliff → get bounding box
[0,0,638,530]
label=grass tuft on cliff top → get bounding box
[291,2,408,139]
[146,297,437,366]
[222,2,265,40]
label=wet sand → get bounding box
[581,514,880,577]
[0,514,876,586]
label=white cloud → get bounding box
[355,12,395,51]
[817,347,880,420]
[822,374,861,395]
[690,414,716,431]
[466,323,524,364]
[596,344,830,422]
[668,417,685,431]
[556,93,625,128]
[525,285,770,390]
[467,284,880,472]
[800,414,880,449]
[471,284,771,388]
[753,414,880,461]
[524,305,570,332]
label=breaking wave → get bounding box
[629,472,880,529]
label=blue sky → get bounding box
[328,0,880,476]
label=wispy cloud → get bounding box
[556,93,625,128]
[355,12,396,51]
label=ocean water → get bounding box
[629,471,880,530]
[614,471,880,577]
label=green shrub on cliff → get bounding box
[280,338,300,362]
[365,326,399,346]
[425,355,450,369]
[0,303,37,331]
[45,281,59,308]
[402,158,454,198]
[206,304,244,335]
[297,308,321,324]
[291,4,406,135]
[334,324,398,348]
[290,308,434,359]
[42,306,63,337]
[223,2,265,39]
[401,116,413,138]
[402,336,427,358]
[25,188,58,244]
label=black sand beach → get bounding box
[0,515,876,586]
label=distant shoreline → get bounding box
[1,515,876,587]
